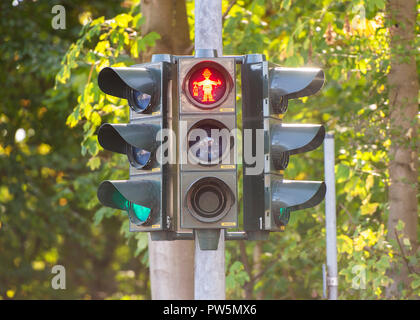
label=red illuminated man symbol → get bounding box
[193,68,222,102]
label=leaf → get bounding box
[91,16,105,26]
[83,135,99,156]
[337,235,353,254]
[336,164,350,183]
[131,39,139,58]
[369,0,385,10]
[0,186,14,203]
[37,143,52,155]
[142,32,161,47]
[134,233,149,257]
[94,207,113,226]
[395,220,405,232]
[66,112,78,128]
[229,261,244,273]
[94,41,110,55]
[411,279,420,290]
[133,14,145,29]
[365,175,374,191]
[90,112,102,128]
[281,0,291,10]
[402,238,411,247]
[87,157,101,170]
[358,59,368,74]
[114,13,133,28]
[361,202,379,215]
[286,36,294,57]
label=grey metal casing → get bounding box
[128,61,179,233]
[241,55,326,234]
[180,171,238,229]
[97,60,179,235]
[178,57,238,231]
[179,114,237,171]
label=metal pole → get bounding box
[324,133,338,299]
[193,0,225,300]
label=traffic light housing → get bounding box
[241,54,326,239]
[177,56,238,249]
[95,52,327,248]
[96,55,178,239]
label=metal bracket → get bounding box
[172,54,246,65]
[327,276,338,286]
[149,229,273,242]
[224,230,248,240]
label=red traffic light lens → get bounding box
[188,67,227,105]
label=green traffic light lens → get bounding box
[111,190,151,225]
[274,207,291,227]
[130,203,151,222]
[111,190,127,210]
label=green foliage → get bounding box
[221,0,419,299]
[56,7,160,171]
[54,1,161,274]
[0,0,151,300]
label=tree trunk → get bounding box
[386,0,418,298]
[253,242,264,300]
[140,0,194,300]
[140,0,192,61]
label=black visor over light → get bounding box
[98,123,160,169]
[98,67,157,113]
[269,67,325,114]
[271,180,326,212]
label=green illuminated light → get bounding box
[130,203,151,222]
[112,190,151,223]
[278,207,291,226]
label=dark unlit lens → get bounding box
[195,187,222,215]
[188,121,230,164]
[132,147,151,166]
[190,125,223,162]
[133,90,151,111]
[186,177,234,223]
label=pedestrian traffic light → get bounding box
[241,54,326,240]
[178,54,237,249]
[96,55,178,240]
[95,52,326,246]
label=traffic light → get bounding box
[95,53,326,247]
[178,55,238,249]
[96,54,178,240]
[241,54,326,240]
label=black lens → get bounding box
[188,120,232,165]
[192,185,224,217]
[133,147,151,166]
[273,152,289,170]
[127,145,152,169]
[186,177,234,223]
[127,88,152,113]
[133,91,151,110]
